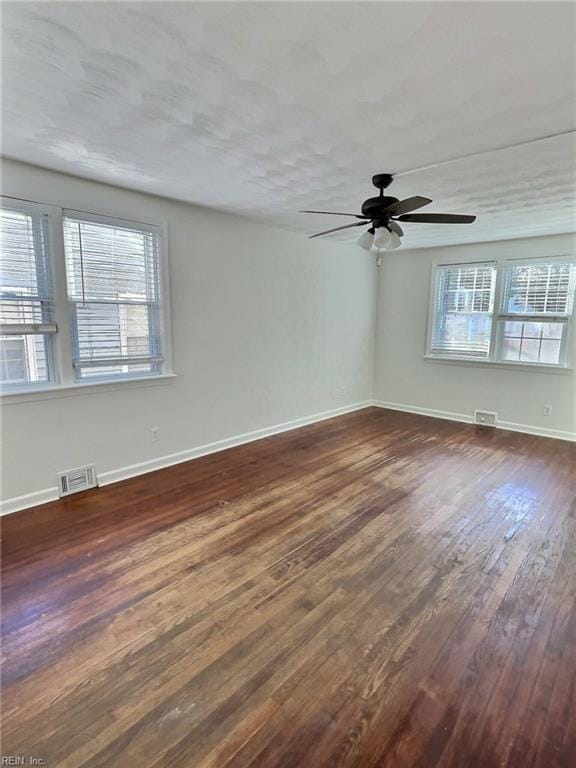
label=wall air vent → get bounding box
[58,465,98,497]
[474,410,498,427]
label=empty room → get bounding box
[1,2,575,766]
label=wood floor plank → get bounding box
[2,407,575,767]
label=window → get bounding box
[497,261,575,366]
[63,214,163,380]
[0,204,56,386]
[429,263,496,359]
[0,196,169,393]
[428,257,576,368]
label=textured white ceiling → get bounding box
[2,1,575,248]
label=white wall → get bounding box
[3,160,574,511]
[373,234,576,440]
[0,159,377,508]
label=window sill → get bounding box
[0,373,177,405]
[424,355,573,375]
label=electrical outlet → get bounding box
[150,427,160,442]
[543,404,552,416]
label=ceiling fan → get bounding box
[301,173,476,251]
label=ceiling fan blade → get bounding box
[309,221,367,238]
[397,213,476,224]
[301,210,368,218]
[388,220,404,237]
[383,196,432,216]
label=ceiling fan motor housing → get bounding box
[361,196,398,219]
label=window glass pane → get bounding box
[0,205,55,386]
[501,337,521,361]
[438,314,493,357]
[523,322,541,338]
[539,340,562,365]
[0,334,49,384]
[504,320,523,336]
[0,209,53,325]
[63,215,162,381]
[430,263,496,359]
[499,320,565,365]
[72,302,152,363]
[520,338,540,363]
[1,209,40,294]
[502,261,576,315]
[541,322,563,339]
[64,221,158,302]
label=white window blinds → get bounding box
[63,214,163,380]
[501,260,576,317]
[429,263,496,359]
[0,205,56,385]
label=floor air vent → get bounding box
[58,465,98,497]
[474,410,498,427]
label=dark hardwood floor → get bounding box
[2,407,575,767]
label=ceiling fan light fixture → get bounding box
[387,231,402,250]
[357,228,375,251]
[373,227,392,249]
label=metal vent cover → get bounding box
[58,465,97,497]
[474,410,498,427]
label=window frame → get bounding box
[0,197,61,388]
[62,210,166,383]
[426,253,575,371]
[428,260,497,361]
[0,196,173,398]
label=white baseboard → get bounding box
[0,487,63,517]
[0,400,372,516]
[372,400,474,426]
[98,400,371,487]
[493,419,576,442]
[372,400,576,442]
[5,397,571,517]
